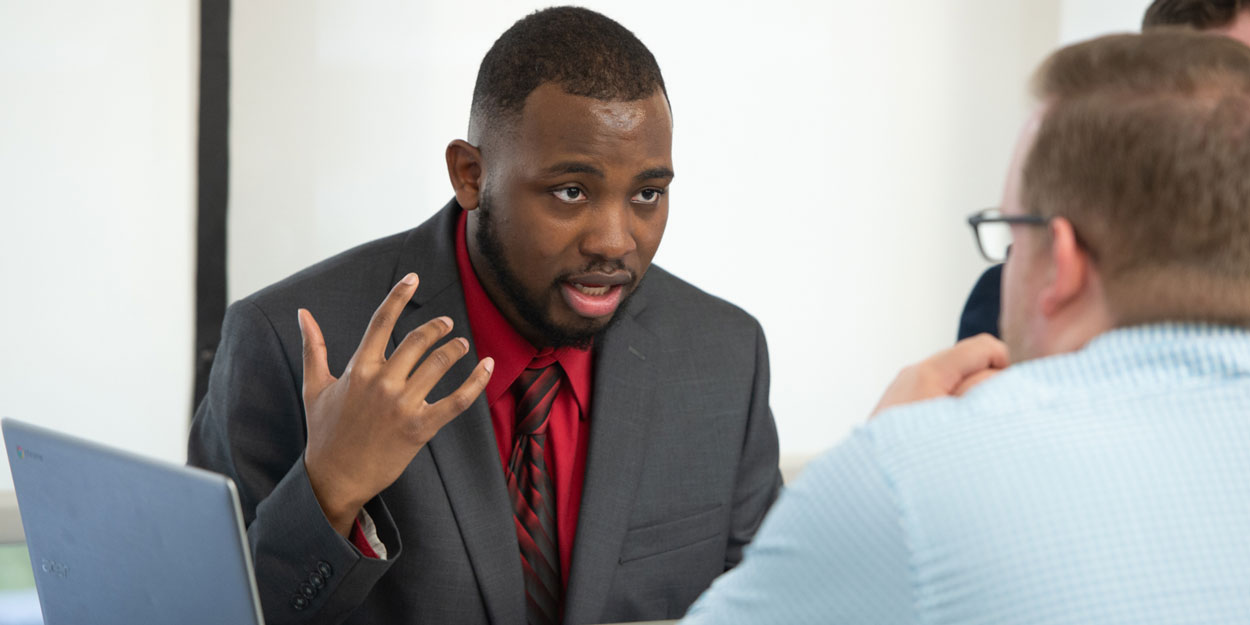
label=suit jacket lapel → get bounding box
[389,201,525,625]
[563,293,659,624]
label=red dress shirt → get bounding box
[454,210,593,589]
[352,210,592,587]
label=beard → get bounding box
[474,191,640,349]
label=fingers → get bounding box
[869,333,1010,419]
[298,309,335,401]
[386,316,454,378]
[931,334,1009,390]
[405,336,472,400]
[953,367,1001,396]
[424,357,495,431]
[354,273,420,366]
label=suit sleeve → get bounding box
[724,322,785,569]
[188,299,402,625]
[682,429,913,624]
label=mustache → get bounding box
[558,260,635,282]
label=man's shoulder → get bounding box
[238,202,459,316]
[635,265,762,340]
[243,229,413,314]
[862,326,1250,466]
[241,205,459,321]
[235,230,420,330]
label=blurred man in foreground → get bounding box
[957,0,1250,340]
[683,30,1250,624]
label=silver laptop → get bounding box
[3,418,264,625]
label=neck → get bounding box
[1105,270,1250,330]
[1025,278,1115,362]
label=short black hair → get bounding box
[1143,0,1248,30]
[468,6,667,141]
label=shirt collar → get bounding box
[990,322,1250,399]
[454,209,594,417]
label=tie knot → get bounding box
[513,363,562,436]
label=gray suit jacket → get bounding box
[188,201,782,625]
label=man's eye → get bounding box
[552,187,586,202]
[632,188,664,204]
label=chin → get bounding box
[532,307,623,349]
[557,319,610,346]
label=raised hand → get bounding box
[298,273,494,537]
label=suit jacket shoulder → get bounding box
[248,229,410,310]
[240,204,461,380]
[632,265,764,339]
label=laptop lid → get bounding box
[2,418,264,625]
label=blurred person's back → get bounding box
[853,329,1250,622]
[683,30,1250,624]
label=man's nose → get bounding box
[580,202,637,260]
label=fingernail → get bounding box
[437,316,453,329]
[401,273,417,285]
[456,337,469,350]
[483,357,495,374]
[296,309,306,332]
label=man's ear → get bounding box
[446,139,483,210]
[1039,216,1090,317]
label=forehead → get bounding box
[502,82,673,167]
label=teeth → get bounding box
[572,283,610,296]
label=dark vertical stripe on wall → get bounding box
[194,0,230,414]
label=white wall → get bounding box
[230,0,1062,459]
[0,1,198,491]
[1060,0,1152,43]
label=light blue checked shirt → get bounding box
[682,324,1250,624]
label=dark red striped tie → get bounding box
[507,363,563,625]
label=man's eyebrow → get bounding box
[636,167,675,182]
[542,162,605,178]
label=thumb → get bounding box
[298,308,335,401]
[935,334,1009,392]
[953,366,1002,397]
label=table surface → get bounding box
[597,622,678,625]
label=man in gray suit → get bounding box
[189,7,781,625]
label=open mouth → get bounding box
[560,281,626,318]
[571,283,611,296]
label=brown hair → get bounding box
[1022,31,1250,325]
[1142,0,1248,30]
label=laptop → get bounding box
[3,418,265,625]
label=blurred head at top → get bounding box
[1143,0,1250,45]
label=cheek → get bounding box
[495,204,572,268]
[636,206,669,262]
[509,235,569,281]
[1001,251,1044,324]
[1002,258,1027,309]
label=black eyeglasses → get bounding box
[967,207,1049,263]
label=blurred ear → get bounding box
[1039,217,1091,317]
[445,140,483,210]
